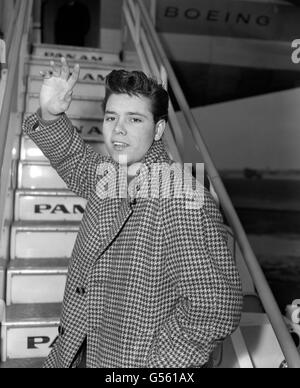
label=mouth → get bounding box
[112,141,130,151]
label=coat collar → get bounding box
[127,139,172,200]
[95,140,171,260]
[105,139,172,202]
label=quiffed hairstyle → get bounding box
[103,70,169,124]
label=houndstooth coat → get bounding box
[23,112,243,369]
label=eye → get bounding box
[130,118,142,123]
[105,116,116,122]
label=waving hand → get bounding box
[39,57,80,120]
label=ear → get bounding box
[154,120,166,141]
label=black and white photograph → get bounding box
[0,0,300,371]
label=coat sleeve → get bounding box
[147,192,243,368]
[22,112,111,200]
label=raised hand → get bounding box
[39,57,80,120]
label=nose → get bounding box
[114,118,127,135]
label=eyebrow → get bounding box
[105,110,149,119]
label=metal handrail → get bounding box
[124,0,300,368]
[0,0,34,233]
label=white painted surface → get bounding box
[29,77,106,99]
[20,137,48,162]
[33,44,120,64]
[22,116,105,146]
[28,61,111,82]
[11,229,78,260]
[18,162,67,190]
[177,88,300,171]
[7,274,67,305]
[26,94,104,119]
[6,326,58,359]
[21,136,107,162]
[231,328,254,368]
[11,136,20,161]
[241,322,285,368]
[15,192,87,222]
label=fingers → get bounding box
[40,70,52,79]
[40,58,70,80]
[65,93,72,105]
[39,57,80,91]
[50,60,61,77]
[68,63,80,91]
[66,90,73,99]
[60,57,70,81]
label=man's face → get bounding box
[103,93,163,167]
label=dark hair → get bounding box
[103,70,169,124]
[0,29,4,40]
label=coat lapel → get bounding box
[97,197,133,258]
[97,140,171,258]
[127,139,171,200]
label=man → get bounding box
[23,58,243,368]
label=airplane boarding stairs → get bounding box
[0,43,138,366]
[0,43,292,368]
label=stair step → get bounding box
[29,61,110,83]
[6,259,68,305]
[0,358,45,368]
[27,57,133,82]
[28,76,106,99]
[21,136,46,162]
[32,43,121,64]
[10,222,80,260]
[18,161,66,190]
[15,190,87,222]
[21,136,107,163]
[0,259,7,300]
[1,303,60,361]
[26,93,104,119]
[23,113,104,142]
